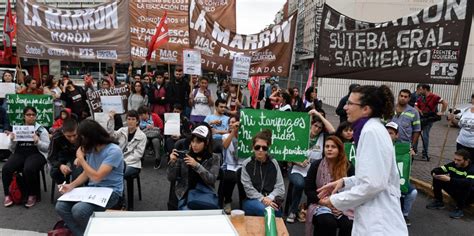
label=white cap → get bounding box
[192,125,209,139]
[385,122,399,131]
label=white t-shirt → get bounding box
[279,104,292,111]
[457,108,474,148]
[222,133,243,171]
[291,134,324,177]
[191,89,212,117]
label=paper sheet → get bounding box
[12,125,35,142]
[94,112,110,129]
[100,96,124,113]
[58,187,113,208]
[0,83,16,98]
[164,113,181,136]
[0,133,11,149]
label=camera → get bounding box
[176,150,189,159]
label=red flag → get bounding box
[3,0,15,59]
[145,12,169,62]
[248,76,265,108]
[302,62,314,101]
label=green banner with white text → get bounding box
[344,142,411,193]
[6,94,54,127]
[238,109,310,162]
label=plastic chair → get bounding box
[125,171,142,210]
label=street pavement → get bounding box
[0,84,471,235]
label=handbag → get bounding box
[187,182,219,210]
[143,127,161,138]
[47,220,72,236]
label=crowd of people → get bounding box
[0,65,473,236]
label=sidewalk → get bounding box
[0,229,45,236]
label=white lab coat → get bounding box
[330,118,408,236]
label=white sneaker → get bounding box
[224,203,232,214]
[286,213,296,223]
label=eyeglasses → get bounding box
[346,100,362,106]
[25,113,36,117]
[254,145,269,151]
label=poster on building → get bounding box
[129,0,236,64]
[231,54,251,85]
[87,85,130,113]
[189,0,297,77]
[238,109,310,162]
[6,94,54,126]
[315,0,473,85]
[183,49,202,76]
[16,0,131,62]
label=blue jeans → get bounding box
[421,122,433,158]
[242,199,282,217]
[401,186,418,217]
[55,191,121,236]
[288,172,305,214]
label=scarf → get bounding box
[352,117,370,146]
[316,158,332,190]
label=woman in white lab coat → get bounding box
[317,85,408,235]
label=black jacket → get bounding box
[47,130,78,169]
[432,162,474,189]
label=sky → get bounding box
[236,0,287,35]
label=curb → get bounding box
[410,177,474,215]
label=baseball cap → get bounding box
[385,122,399,131]
[192,125,209,139]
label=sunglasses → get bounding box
[254,145,269,151]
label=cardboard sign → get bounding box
[164,113,180,136]
[13,125,35,142]
[183,49,202,76]
[231,54,251,85]
[344,142,411,193]
[100,96,124,114]
[238,109,310,162]
[0,83,16,98]
[87,85,130,113]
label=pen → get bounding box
[58,181,66,192]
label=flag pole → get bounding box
[437,84,461,166]
[37,58,42,87]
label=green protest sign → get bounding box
[344,142,411,193]
[238,109,310,162]
[6,94,54,127]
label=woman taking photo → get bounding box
[317,85,408,235]
[304,136,354,236]
[128,81,149,111]
[167,124,220,210]
[55,119,124,236]
[3,106,50,208]
[241,129,285,217]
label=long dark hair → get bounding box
[77,119,117,152]
[305,86,316,102]
[335,121,353,142]
[131,81,146,97]
[351,85,395,120]
[190,123,214,154]
[44,75,55,88]
[325,136,349,180]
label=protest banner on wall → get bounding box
[189,0,297,77]
[183,49,202,75]
[129,0,236,64]
[344,142,411,193]
[231,54,251,85]
[315,0,473,85]
[87,85,130,113]
[16,0,131,62]
[238,109,310,162]
[6,94,54,126]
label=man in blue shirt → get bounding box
[391,89,421,151]
[204,99,230,152]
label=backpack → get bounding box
[9,173,22,204]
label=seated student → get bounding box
[221,116,242,214]
[0,103,11,161]
[108,110,146,178]
[335,121,353,143]
[55,119,124,236]
[241,129,285,217]
[305,136,354,236]
[137,105,164,168]
[48,118,82,185]
[386,122,418,226]
[3,106,50,208]
[167,124,220,210]
[426,149,474,219]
